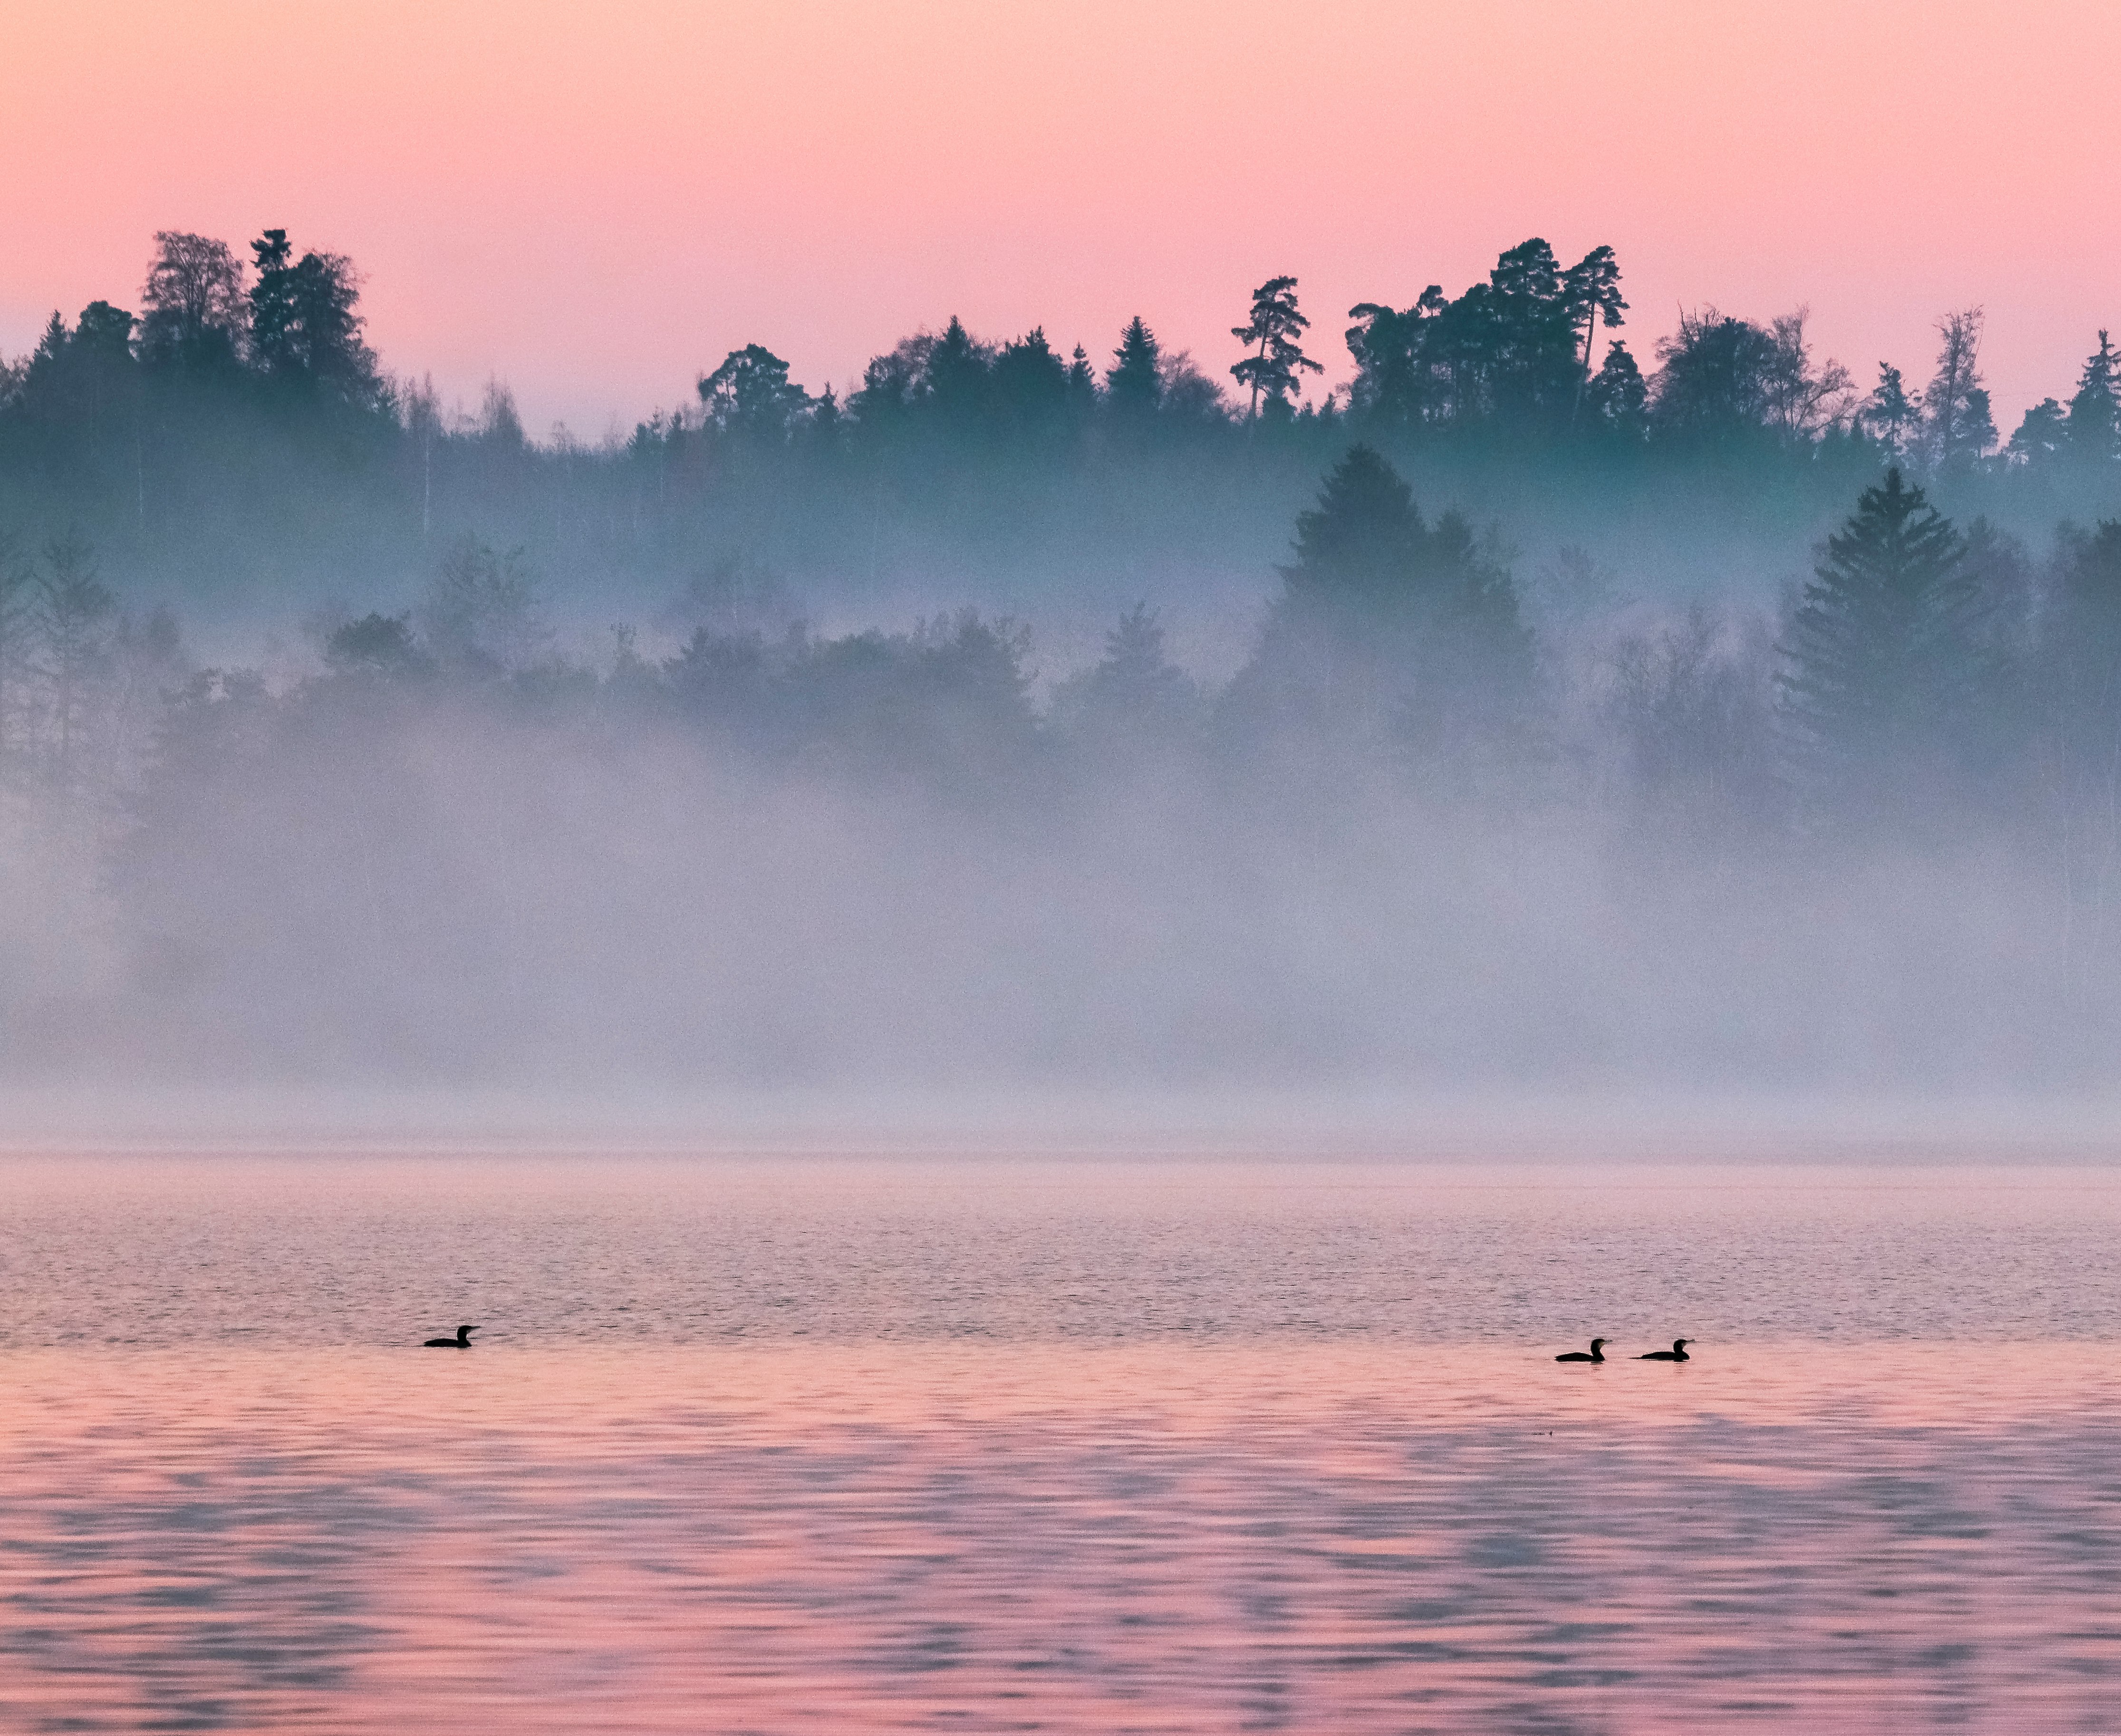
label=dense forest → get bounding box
[4,228,2118,627]
[2,229,2120,1089]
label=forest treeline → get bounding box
[5,225,2121,1084]
[2,229,2118,612]
[4,433,2121,1085]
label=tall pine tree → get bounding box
[1230,277,1321,418]
[2066,331,2120,469]
[1105,317,1163,422]
[1225,446,1532,777]
[1781,469,1983,816]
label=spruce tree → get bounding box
[1585,342,1648,442]
[247,228,378,403]
[1862,363,1917,457]
[923,315,992,434]
[1282,443,1427,608]
[1781,468,1981,812]
[1229,446,1532,772]
[2066,331,2120,468]
[248,229,300,376]
[991,328,1069,439]
[1054,602,1199,752]
[1065,344,1098,421]
[1105,317,1162,421]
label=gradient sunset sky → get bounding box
[6,0,2116,438]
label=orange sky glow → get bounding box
[5,0,2116,439]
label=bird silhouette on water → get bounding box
[424,1324,479,1348]
[1554,1338,1608,1363]
[1639,1338,1691,1361]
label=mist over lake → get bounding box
[8,37,2121,1722]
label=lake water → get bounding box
[2,1154,2119,1731]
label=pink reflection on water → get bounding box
[2,1341,2117,1731]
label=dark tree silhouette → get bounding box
[698,344,810,440]
[1562,243,1627,400]
[1065,344,1097,422]
[1229,446,1532,773]
[1862,363,1918,458]
[1650,311,1785,443]
[1346,289,1445,432]
[992,328,1071,443]
[137,232,247,374]
[247,230,301,376]
[1280,445,1432,609]
[323,612,431,680]
[2066,332,2120,469]
[1922,309,1994,475]
[1105,317,1163,422]
[1584,341,1648,442]
[13,303,139,480]
[71,302,137,367]
[1781,469,1984,813]
[1343,240,1623,440]
[247,229,379,404]
[2011,397,2069,469]
[1482,239,1586,433]
[1230,277,1321,418]
[924,316,994,435]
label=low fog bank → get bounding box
[8,1082,2121,1163]
[4,448,2121,1101]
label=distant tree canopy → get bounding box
[0,223,2116,631]
[8,223,2116,498]
[1344,240,1631,444]
[698,344,811,441]
[1649,309,1853,447]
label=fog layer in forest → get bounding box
[3,231,2119,1091]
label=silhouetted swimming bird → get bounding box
[1638,1338,1691,1361]
[1554,1338,1608,1363]
[424,1324,479,1348]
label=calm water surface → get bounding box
[2,1155,2118,1731]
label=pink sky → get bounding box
[5,0,2116,439]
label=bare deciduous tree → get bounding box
[137,232,248,368]
[1921,308,1996,475]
